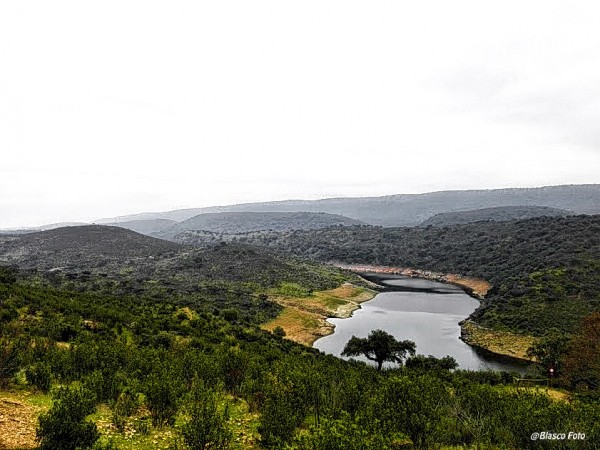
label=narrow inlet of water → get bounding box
[314,276,528,372]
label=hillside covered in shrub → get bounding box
[200,215,600,336]
[1,273,599,449]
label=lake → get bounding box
[314,276,528,372]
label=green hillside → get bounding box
[1,274,598,449]
[420,205,569,227]
[216,215,600,336]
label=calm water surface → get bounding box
[314,276,528,372]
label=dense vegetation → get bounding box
[1,271,599,449]
[420,205,569,227]
[1,216,599,448]
[0,227,353,324]
[201,215,600,337]
[153,212,365,239]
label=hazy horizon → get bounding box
[1,182,598,229]
[2,2,600,228]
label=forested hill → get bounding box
[212,215,600,336]
[155,211,365,239]
[0,225,351,323]
[0,225,182,266]
[420,205,569,227]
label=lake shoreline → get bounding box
[334,263,491,299]
[329,265,535,366]
[261,283,377,346]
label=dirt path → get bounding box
[0,392,45,449]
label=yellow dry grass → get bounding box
[261,307,332,346]
[461,320,537,361]
[262,283,376,346]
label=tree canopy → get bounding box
[342,329,416,370]
[563,312,600,390]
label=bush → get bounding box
[37,386,99,450]
[221,309,240,323]
[220,347,249,395]
[258,377,308,447]
[291,412,397,449]
[364,375,449,448]
[111,388,139,432]
[0,266,17,285]
[180,377,232,450]
[26,363,52,393]
[0,336,25,387]
[144,369,182,428]
[272,326,286,338]
[133,417,150,436]
[405,355,458,371]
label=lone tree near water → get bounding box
[342,329,416,370]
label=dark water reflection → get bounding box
[314,276,528,372]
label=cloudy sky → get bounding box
[1,1,599,228]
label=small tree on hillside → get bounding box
[341,329,416,370]
[526,328,570,375]
[563,312,600,390]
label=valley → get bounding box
[1,186,599,449]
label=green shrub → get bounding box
[180,377,232,450]
[144,369,182,428]
[291,412,398,449]
[364,375,449,448]
[37,386,99,450]
[272,326,286,338]
[221,309,240,322]
[111,388,139,432]
[0,336,25,387]
[133,417,150,436]
[26,363,52,393]
[258,377,308,447]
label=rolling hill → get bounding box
[0,225,351,319]
[214,215,600,336]
[105,219,178,236]
[96,184,600,227]
[420,205,570,227]
[154,211,365,239]
[0,225,181,269]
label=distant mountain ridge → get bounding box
[96,184,600,227]
[420,205,570,227]
[105,219,178,236]
[0,222,88,234]
[0,225,181,269]
[153,211,365,239]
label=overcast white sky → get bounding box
[1,1,599,228]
